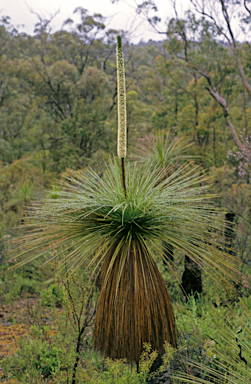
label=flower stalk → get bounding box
[117,35,127,197]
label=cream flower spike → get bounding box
[116,36,127,159]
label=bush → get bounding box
[1,325,75,382]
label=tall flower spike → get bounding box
[117,36,127,159]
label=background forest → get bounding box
[0,1,251,383]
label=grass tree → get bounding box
[136,129,193,170]
[135,131,203,298]
[10,36,240,368]
[135,130,194,266]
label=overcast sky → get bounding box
[0,0,191,42]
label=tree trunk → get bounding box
[181,255,202,301]
[93,244,177,365]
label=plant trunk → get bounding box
[224,213,235,255]
[93,243,177,365]
[181,255,202,300]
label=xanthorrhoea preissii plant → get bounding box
[94,36,176,363]
[10,36,240,366]
[135,130,203,294]
[136,129,194,170]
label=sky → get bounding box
[0,0,191,43]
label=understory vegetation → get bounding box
[1,1,251,383]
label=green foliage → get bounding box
[40,283,66,307]
[171,298,251,383]
[0,157,53,244]
[78,344,162,384]
[2,325,74,382]
[0,261,50,304]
